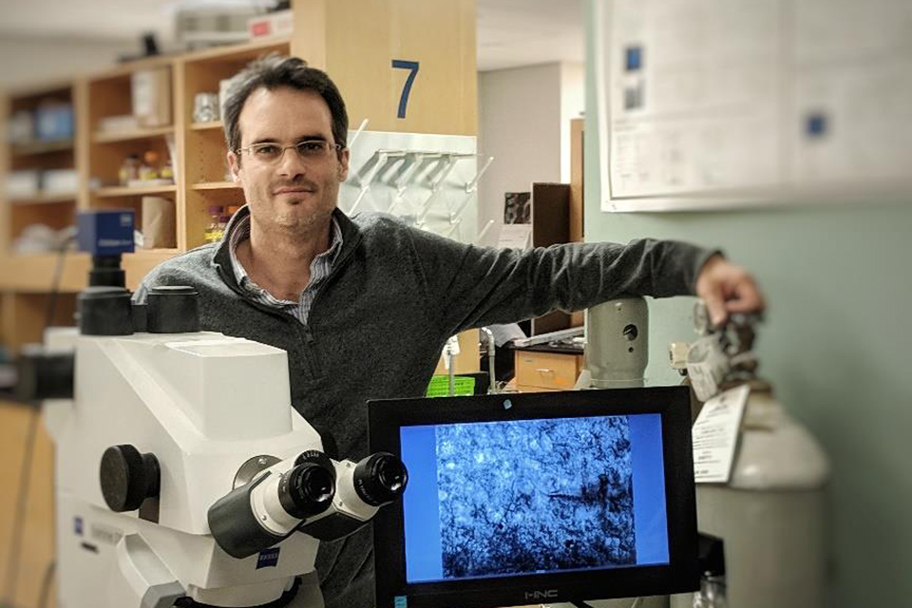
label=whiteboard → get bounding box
[596,0,912,212]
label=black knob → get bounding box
[146,286,200,334]
[353,452,409,507]
[99,445,160,512]
[79,287,133,336]
[15,349,74,401]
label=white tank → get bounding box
[672,382,830,608]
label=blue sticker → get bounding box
[256,547,281,569]
[806,112,827,138]
[74,517,83,536]
[625,45,643,71]
[394,596,408,608]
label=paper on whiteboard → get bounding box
[602,0,781,202]
[692,384,750,484]
[596,0,912,211]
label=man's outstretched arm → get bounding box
[404,226,764,335]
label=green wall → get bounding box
[583,2,911,606]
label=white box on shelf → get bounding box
[97,114,140,133]
[42,169,79,195]
[132,68,172,128]
[7,170,41,199]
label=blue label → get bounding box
[394,596,408,608]
[625,45,643,71]
[74,517,83,536]
[806,112,828,138]
[256,547,280,569]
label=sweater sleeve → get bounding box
[403,227,719,336]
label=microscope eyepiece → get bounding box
[279,462,335,519]
[353,452,409,507]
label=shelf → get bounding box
[11,140,74,156]
[191,121,224,131]
[92,126,174,144]
[9,194,77,205]
[183,36,292,64]
[192,181,240,191]
[0,250,176,292]
[94,185,177,198]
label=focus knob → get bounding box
[99,445,160,512]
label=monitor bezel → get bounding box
[369,386,699,608]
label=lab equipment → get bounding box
[14,211,408,608]
[583,297,649,388]
[368,387,700,608]
[669,303,829,608]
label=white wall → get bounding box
[560,62,585,182]
[477,62,584,246]
[0,34,136,90]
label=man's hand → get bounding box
[695,254,766,328]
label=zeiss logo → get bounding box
[524,590,558,600]
[256,547,280,569]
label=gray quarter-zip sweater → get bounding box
[135,205,716,608]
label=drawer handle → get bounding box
[535,368,555,375]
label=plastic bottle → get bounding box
[119,154,140,186]
[204,205,225,243]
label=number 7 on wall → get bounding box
[392,59,420,119]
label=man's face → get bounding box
[228,86,349,233]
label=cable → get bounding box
[0,238,71,606]
[43,235,73,330]
[0,408,39,606]
[35,561,55,608]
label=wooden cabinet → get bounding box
[514,349,584,392]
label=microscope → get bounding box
[16,210,408,608]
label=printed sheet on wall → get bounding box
[595,0,912,212]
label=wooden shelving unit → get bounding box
[0,9,482,607]
[0,37,291,351]
[11,139,74,156]
[93,184,177,197]
[192,181,240,190]
[91,126,174,144]
[190,120,224,131]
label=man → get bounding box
[137,56,763,608]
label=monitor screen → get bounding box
[369,387,698,608]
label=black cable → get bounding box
[0,238,71,606]
[0,408,39,606]
[43,235,73,330]
[36,561,55,608]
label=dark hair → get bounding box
[222,55,348,157]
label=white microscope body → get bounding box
[36,314,405,608]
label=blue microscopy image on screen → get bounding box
[435,416,636,578]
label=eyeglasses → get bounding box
[235,140,343,163]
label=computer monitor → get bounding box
[369,387,699,608]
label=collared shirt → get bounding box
[228,213,343,325]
